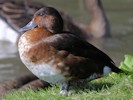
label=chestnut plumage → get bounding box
[18,7,122,95]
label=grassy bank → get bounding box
[2,73,133,100]
[3,55,133,100]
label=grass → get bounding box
[2,73,133,100]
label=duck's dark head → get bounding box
[20,7,63,34]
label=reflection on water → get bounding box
[0,0,133,82]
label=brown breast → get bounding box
[19,28,54,61]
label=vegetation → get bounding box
[3,55,133,100]
[120,55,133,74]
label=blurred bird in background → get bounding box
[0,0,110,43]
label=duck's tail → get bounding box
[112,66,123,73]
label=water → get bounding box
[0,42,30,82]
[0,0,133,83]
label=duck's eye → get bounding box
[38,12,45,16]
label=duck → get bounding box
[18,7,121,95]
[82,0,110,38]
[0,0,110,43]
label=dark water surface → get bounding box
[0,0,133,82]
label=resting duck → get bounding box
[0,0,110,43]
[18,7,121,95]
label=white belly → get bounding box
[23,60,66,84]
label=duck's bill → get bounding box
[19,19,37,32]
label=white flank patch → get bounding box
[87,66,112,81]
[103,66,112,76]
[0,19,18,43]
